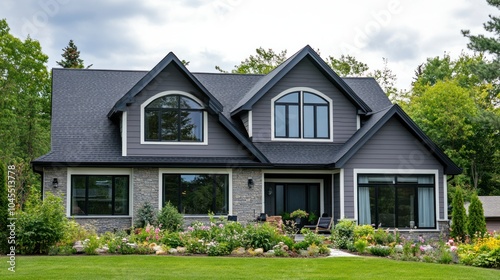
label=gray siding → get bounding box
[126,64,249,157]
[252,58,358,143]
[343,118,445,220]
[241,112,250,136]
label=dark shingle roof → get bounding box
[33,54,459,174]
[254,142,343,165]
[343,78,392,112]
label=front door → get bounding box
[264,182,320,217]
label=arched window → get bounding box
[144,95,204,142]
[274,91,330,139]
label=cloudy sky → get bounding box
[1,0,497,90]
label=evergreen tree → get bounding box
[56,39,87,69]
[467,194,487,237]
[451,187,468,241]
[462,0,500,106]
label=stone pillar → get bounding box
[42,167,68,213]
[132,168,159,226]
[231,169,263,223]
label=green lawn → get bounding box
[1,255,498,279]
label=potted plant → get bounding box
[290,209,308,226]
[308,212,318,225]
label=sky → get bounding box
[1,0,498,91]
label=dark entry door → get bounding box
[264,183,320,217]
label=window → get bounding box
[358,174,435,229]
[145,95,204,142]
[274,91,330,139]
[71,175,129,215]
[163,174,229,215]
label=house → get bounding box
[465,196,500,232]
[32,46,461,237]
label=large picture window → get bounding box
[358,174,435,229]
[163,174,229,215]
[274,91,330,139]
[145,94,204,142]
[71,175,129,216]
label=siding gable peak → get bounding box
[230,45,372,116]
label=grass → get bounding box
[1,255,499,279]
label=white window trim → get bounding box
[352,168,440,231]
[265,178,325,215]
[248,110,253,138]
[356,115,361,130]
[158,168,233,216]
[66,168,133,218]
[121,111,127,156]
[140,91,208,145]
[271,87,333,142]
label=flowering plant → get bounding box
[290,209,309,219]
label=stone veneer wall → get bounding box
[132,168,159,226]
[74,217,132,233]
[43,167,68,213]
[231,169,263,223]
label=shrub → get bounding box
[207,241,231,256]
[135,202,157,228]
[373,228,389,245]
[450,187,467,241]
[60,220,96,246]
[353,224,374,241]
[368,245,392,256]
[157,201,184,232]
[83,235,100,255]
[332,219,355,249]
[467,194,487,238]
[301,228,325,246]
[0,163,9,254]
[161,231,185,248]
[243,222,280,251]
[354,239,368,253]
[16,193,67,254]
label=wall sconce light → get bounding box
[52,178,59,188]
[247,178,254,189]
[267,187,273,196]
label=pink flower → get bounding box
[219,224,224,228]
[450,246,458,252]
[155,227,160,234]
[188,226,194,231]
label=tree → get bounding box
[0,163,8,254]
[326,54,369,77]
[462,0,500,107]
[0,19,51,208]
[451,187,468,241]
[215,47,287,74]
[56,39,90,69]
[467,193,487,237]
[369,58,400,100]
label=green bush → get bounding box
[60,220,96,246]
[16,193,67,254]
[161,231,185,248]
[368,245,392,256]
[0,163,9,254]
[243,222,280,251]
[451,187,467,241]
[157,201,184,232]
[354,224,374,241]
[332,219,355,249]
[354,239,368,253]
[301,228,325,246]
[135,202,157,228]
[83,235,100,255]
[467,194,487,238]
[207,241,231,256]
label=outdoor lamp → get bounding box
[247,178,254,188]
[52,178,59,188]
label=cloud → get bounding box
[366,29,420,61]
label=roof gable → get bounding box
[333,104,462,175]
[230,45,372,116]
[108,52,223,118]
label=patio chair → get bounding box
[303,217,333,233]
